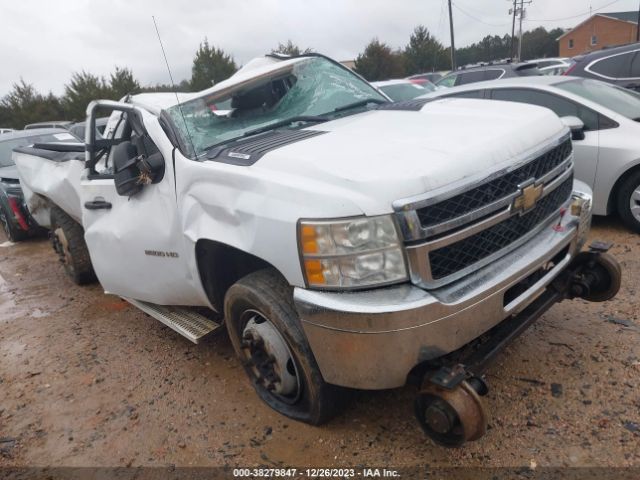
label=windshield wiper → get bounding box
[202,115,328,155]
[240,115,329,139]
[332,98,388,114]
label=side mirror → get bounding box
[113,138,165,197]
[561,116,585,141]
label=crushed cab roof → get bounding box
[130,55,308,115]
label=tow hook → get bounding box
[565,241,622,302]
[415,365,489,447]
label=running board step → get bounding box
[124,298,222,344]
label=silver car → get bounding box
[422,76,640,231]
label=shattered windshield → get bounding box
[166,56,387,158]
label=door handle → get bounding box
[84,199,112,210]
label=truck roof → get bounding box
[129,55,308,115]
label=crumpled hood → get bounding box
[255,98,567,215]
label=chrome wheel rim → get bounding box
[240,309,301,404]
[631,186,640,223]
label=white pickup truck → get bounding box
[14,54,621,446]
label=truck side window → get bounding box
[489,88,599,131]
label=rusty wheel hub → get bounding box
[415,379,489,447]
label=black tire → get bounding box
[616,170,640,233]
[0,203,28,242]
[224,269,347,425]
[50,206,96,285]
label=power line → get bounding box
[451,1,511,27]
[436,0,447,37]
[525,0,622,22]
[434,0,447,69]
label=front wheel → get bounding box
[616,170,640,233]
[224,269,347,425]
[50,206,96,285]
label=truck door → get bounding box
[79,101,206,306]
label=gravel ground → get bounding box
[0,217,638,469]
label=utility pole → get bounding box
[516,0,532,62]
[518,0,525,61]
[636,0,639,42]
[510,0,517,60]
[448,0,456,70]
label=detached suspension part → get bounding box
[415,365,489,447]
[566,241,621,302]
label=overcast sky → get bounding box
[1,0,639,96]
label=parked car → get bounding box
[0,128,76,241]
[436,62,541,88]
[372,79,435,101]
[540,64,571,76]
[0,128,15,135]
[422,76,640,231]
[68,117,109,140]
[528,57,572,69]
[24,121,73,130]
[407,72,443,84]
[566,42,640,91]
[14,53,620,446]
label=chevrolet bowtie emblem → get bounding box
[513,182,543,213]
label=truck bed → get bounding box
[13,142,86,227]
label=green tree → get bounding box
[138,78,191,93]
[109,66,140,99]
[271,40,313,56]
[453,27,564,66]
[520,27,564,61]
[190,39,237,91]
[63,71,111,121]
[354,39,405,81]
[0,79,65,128]
[404,26,448,75]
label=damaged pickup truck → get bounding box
[14,53,622,446]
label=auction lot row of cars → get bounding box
[0,44,635,446]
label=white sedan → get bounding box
[422,76,640,232]
[371,79,435,101]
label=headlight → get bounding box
[299,215,408,289]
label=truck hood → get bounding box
[255,98,568,215]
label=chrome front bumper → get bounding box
[295,185,592,390]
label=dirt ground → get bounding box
[0,217,638,469]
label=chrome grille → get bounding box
[417,138,572,229]
[396,133,575,288]
[429,176,573,280]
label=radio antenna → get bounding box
[152,15,197,157]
